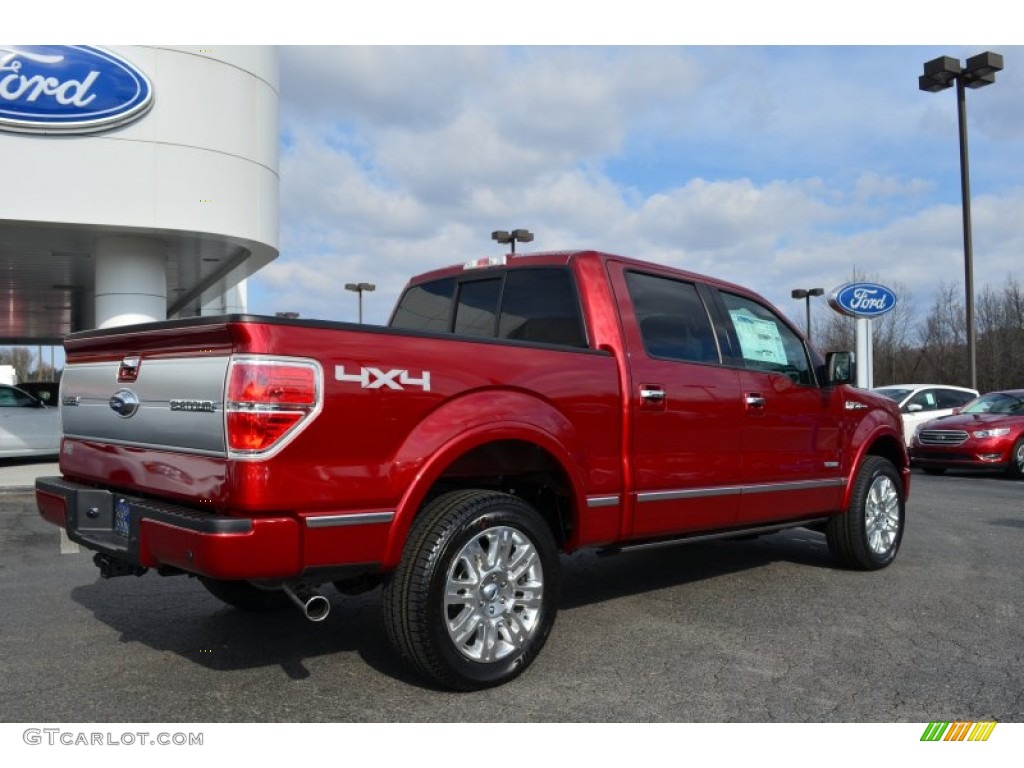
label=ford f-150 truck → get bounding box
[37,249,910,690]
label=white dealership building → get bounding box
[0,45,279,344]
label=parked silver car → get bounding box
[0,384,60,458]
[871,383,979,447]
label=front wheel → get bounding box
[827,456,905,570]
[383,490,560,691]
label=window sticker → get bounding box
[729,309,788,366]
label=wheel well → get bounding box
[425,439,575,548]
[867,434,907,473]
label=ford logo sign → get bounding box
[109,389,140,419]
[0,46,153,134]
[828,282,898,318]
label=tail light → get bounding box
[226,357,322,456]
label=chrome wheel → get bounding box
[444,525,544,663]
[1015,442,1024,474]
[864,474,901,555]
[384,490,560,690]
[826,456,904,570]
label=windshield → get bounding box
[873,388,912,403]
[961,392,1024,415]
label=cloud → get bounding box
[253,45,1024,330]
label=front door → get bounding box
[716,291,845,524]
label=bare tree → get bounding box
[916,282,968,387]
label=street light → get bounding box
[919,51,1003,391]
[491,229,534,253]
[344,282,375,324]
[791,287,824,341]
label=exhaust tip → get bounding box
[303,595,331,622]
[282,583,331,622]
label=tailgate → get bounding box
[61,355,230,455]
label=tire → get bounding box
[1006,438,1024,479]
[922,467,946,476]
[826,456,905,570]
[383,490,560,691]
[199,577,289,611]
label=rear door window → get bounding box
[625,271,719,364]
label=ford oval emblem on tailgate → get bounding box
[109,389,140,418]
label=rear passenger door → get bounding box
[610,264,744,537]
[714,290,845,525]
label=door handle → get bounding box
[745,393,766,409]
[640,386,665,402]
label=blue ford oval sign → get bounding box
[828,282,898,318]
[0,46,153,134]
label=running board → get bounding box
[598,517,832,556]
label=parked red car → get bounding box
[910,389,1024,477]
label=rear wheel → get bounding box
[384,490,560,691]
[827,456,905,570]
[199,578,289,611]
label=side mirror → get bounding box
[825,351,854,385]
[905,404,923,413]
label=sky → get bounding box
[249,41,1024,329]
[15,3,1024,335]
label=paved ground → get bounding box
[1,467,1021,722]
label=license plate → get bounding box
[113,499,131,537]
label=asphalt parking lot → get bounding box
[1,464,1021,723]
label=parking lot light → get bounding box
[791,287,824,341]
[918,51,1003,391]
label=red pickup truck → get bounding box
[37,249,909,690]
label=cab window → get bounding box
[389,278,455,332]
[391,268,587,348]
[720,292,813,385]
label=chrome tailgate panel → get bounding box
[60,356,230,456]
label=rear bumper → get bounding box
[35,476,302,580]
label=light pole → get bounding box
[491,229,534,253]
[919,51,1003,391]
[344,282,375,324]
[791,287,824,341]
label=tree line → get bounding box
[813,277,1024,392]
